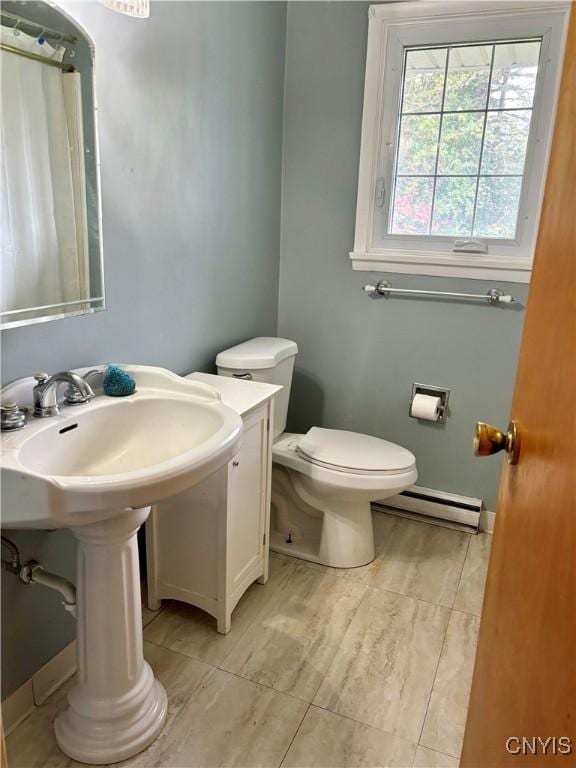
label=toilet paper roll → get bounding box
[411,393,442,421]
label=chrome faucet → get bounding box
[64,369,104,405]
[33,371,95,418]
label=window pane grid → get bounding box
[469,43,495,238]
[427,46,450,237]
[389,37,541,239]
[396,174,524,178]
[401,107,534,116]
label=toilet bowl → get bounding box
[216,338,417,568]
[271,430,417,567]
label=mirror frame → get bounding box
[0,0,105,330]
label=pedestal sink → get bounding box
[1,366,242,764]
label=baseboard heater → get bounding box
[372,485,482,533]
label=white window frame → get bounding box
[351,1,570,282]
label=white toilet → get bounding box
[216,338,417,568]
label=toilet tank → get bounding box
[216,337,298,438]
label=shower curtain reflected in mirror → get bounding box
[0,26,89,319]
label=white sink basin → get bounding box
[0,365,242,764]
[20,399,228,476]
[1,365,242,528]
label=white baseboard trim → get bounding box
[2,640,77,735]
[32,641,77,706]
[1,679,35,736]
[480,508,496,533]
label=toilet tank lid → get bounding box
[216,337,298,370]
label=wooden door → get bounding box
[461,9,575,767]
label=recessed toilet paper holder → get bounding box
[410,383,451,424]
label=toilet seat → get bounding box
[296,427,416,476]
[272,432,417,496]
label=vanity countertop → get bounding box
[186,372,281,417]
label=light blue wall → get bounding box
[1,0,287,698]
[278,2,528,509]
[2,0,529,702]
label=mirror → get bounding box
[0,1,104,329]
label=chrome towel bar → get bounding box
[363,281,515,305]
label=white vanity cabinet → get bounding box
[145,373,280,634]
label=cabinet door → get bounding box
[227,406,268,592]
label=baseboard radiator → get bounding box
[372,485,482,533]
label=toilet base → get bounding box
[317,499,375,568]
[270,528,374,569]
[271,467,375,568]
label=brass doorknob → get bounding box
[474,421,520,465]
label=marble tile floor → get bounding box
[7,513,491,768]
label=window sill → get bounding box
[349,250,532,283]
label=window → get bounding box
[352,2,570,281]
[392,39,540,239]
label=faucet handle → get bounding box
[34,372,50,384]
[83,369,105,382]
[1,401,28,431]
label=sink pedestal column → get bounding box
[55,507,167,764]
